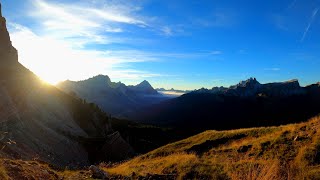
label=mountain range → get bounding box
[57,75,170,119]
[0,10,133,168]
[192,78,310,97]
[133,78,320,135]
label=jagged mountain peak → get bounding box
[89,74,111,82]
[125,80,158,95]
[228,78,261,93]
[235,77,260,87]
[137,80,152,88]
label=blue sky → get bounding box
[2,0,320,90]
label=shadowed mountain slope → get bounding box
[0,4,133,167]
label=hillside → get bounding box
[104,116,320,179]
[57,75,170,119]
[0,4,133,167]
[4,116,319,179]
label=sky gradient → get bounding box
[2,0,320,90]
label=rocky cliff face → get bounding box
[0,10,18,68]
[0,4,133,167]
[261,79,305,97]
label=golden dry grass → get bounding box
[0,159,92,180]
[0,163,8,180]
[104,116,320,179]
[107,153,198,177]
[0,116,319,179]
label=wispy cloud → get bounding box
[6,0,180,84]
[264,68,281,71]
[192,9,237,28]
[30,0,148,46]
[9,22,218,84]
[7,0,226,85]
[161,26,173,36]
[105,26,124,33]
[301,7,319,41]
[211,51,222,55]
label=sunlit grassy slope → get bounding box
[1,116,320,179]
[105,116,320,179]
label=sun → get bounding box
[38,74,63,85]
[11,30,110,86]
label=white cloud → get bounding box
[29,0,147,46]
[159,91,185,96]
[301,7,319,41]
[264,68,281,71]
[161,26,173,36]
[105,27,123,33]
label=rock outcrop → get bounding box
[89,165,109,179]
[0,6,18,68]
[99,131,135,161]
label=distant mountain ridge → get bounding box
[133,78,320,135]
[57,75,170,119]
[192,78,309,97]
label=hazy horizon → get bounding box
[2,0,320,90]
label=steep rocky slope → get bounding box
[0,4,132,167]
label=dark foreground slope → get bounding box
[0,5,133,167]
[4,116,319,179]
[135,78,320,135]
[105,116,320,179]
